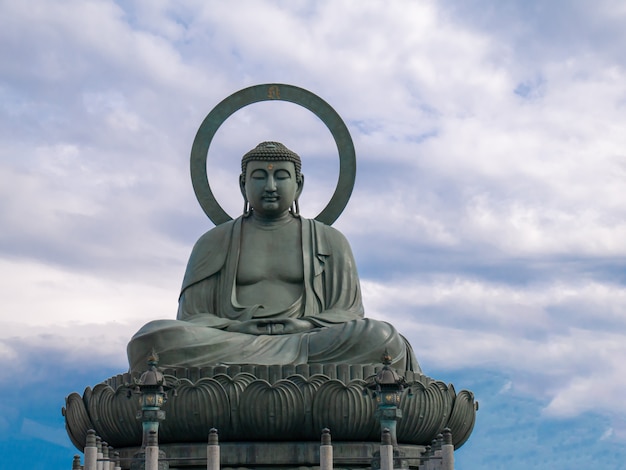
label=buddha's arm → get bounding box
[301,222,365,326]
[177,280,236,328]
[176,220,237,328]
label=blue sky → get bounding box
[1,0,626,468]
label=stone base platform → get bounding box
[64,364,477,456]
[117,441,427,470]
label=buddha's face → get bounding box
[242,160,303,218]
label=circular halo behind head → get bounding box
[190,83,356,226]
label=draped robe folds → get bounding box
[127,217,419,373]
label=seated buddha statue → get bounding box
[127,142,419,374]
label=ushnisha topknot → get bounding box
[241,141,302,177]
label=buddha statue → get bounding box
[65,89,477,455]
[127,142,419,374]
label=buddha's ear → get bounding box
[296,173,304,199]
[239,173,246,198]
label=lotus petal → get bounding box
[312,379,377,441]
[239,379,305,440]
[398,381,452,444]
[212,372,256,438]
[446,389,477,449]
[286,374,330,438]
[161,377,230,443]
[63,391,95,450]
[87,383,141,447]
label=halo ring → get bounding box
[190,83,356,226]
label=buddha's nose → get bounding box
[265,176,277,191]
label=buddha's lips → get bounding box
[263,196,279,202]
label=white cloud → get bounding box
[0,258,178,329]
[362,275,626,419]
[0,1,625,456]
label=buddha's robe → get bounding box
[127,217,419,373]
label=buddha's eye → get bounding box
[250,170,266,180]
[275,170,291,180]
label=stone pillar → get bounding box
[433,435,442,470]
[96,436,103,470]
[320,428,333,470]
[72,454,82,470]
[113,451,121,470]
[84,430,97,470]
[107,446,115,470]
[441,428,454,470]
[380,428,393,470]
[102,443,109,470]
[422,445,431,470]
[207,428,220,470]
[145,430,160,470]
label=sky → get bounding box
[1,0,626,468]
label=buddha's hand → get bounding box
[225,319,315,335]
[268,318,315,335]
[225,319,267,335]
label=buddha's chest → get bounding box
[237,221,304,285]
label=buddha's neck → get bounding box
[248,211,295,230]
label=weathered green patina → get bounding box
[127,141,418,373]
[190,83,355,226]
[64,85,478,462]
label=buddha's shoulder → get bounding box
[192,218,238,251]
[308,218,344,236]
[182,219,239,290]
[306,218,352,252]
[187,218,238,262]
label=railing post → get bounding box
[107,446,115,470]
[113,451,121,470]
[320,428,333,470]
[380,428,393,470]
[84,430,97,470]
[434,434,443,469]
[207,428,220,470]
[102,442,109,470]
[441,428,454,470]
[72,454,82,470]
[96,436,103,470]
[425,443,434,470]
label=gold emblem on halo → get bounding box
[268,85,280,99]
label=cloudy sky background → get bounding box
[1,0,626,468]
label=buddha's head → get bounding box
[240,142,305,218]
